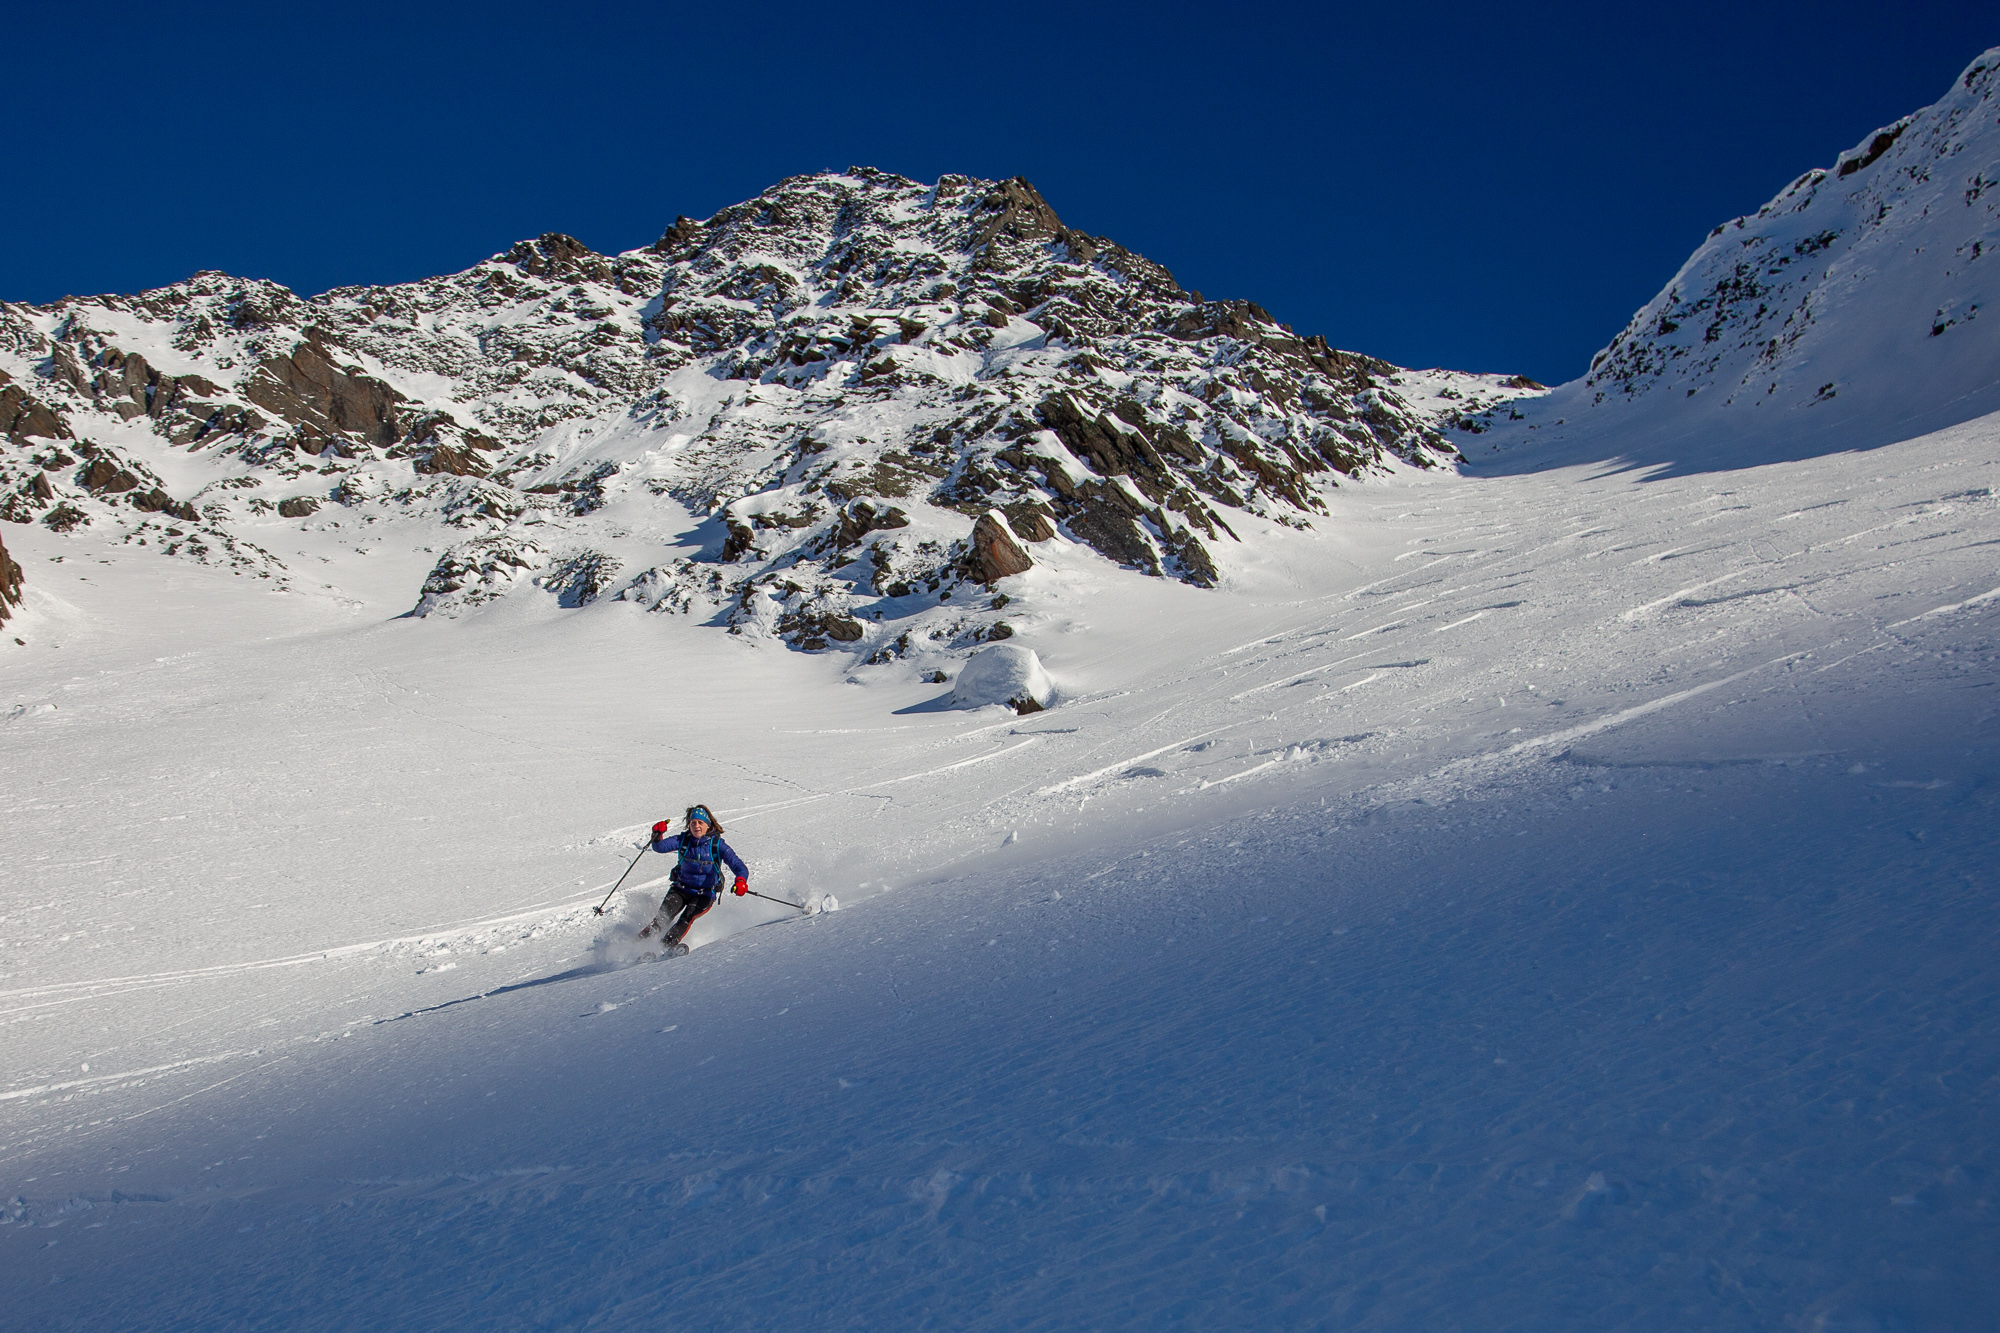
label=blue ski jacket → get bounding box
[651,831,748,898]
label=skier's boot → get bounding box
[661,898,707,955]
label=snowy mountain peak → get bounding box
[1458,48,2000,466]
[0,169,1532,655]
[499,232,614,283]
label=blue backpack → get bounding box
[676,834,723,888]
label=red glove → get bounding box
[652,821,670,839]
[732,878,749,896]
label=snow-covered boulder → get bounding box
[409,533,548,617]
[951,643,1054,713]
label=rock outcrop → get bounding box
[0,371,69,444]
[240,333,408,455]
[410,534,548,617]
[0,526,21,626]
[969,510,1033,584]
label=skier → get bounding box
[638,804,750,955]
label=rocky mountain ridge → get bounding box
[0,170,1535,656]
[1460,47,2000,462]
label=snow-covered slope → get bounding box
[2,400,1994,1328]
[1461,49,2000,472]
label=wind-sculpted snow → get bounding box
[0,171,1536,659]
[1466,48,2000,472]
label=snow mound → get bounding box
[950,643,1054,713]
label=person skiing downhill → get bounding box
[639,804,749,954]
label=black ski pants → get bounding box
[652,887,715,946]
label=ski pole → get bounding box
[743,887,808,913]
[592,842,652,915]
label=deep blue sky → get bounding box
[4,2,1994,384]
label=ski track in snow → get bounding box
[1,412,1997,1328]
[0,893,609,1008]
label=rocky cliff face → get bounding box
[0,170,1531,651]
[1461,48,2000,459]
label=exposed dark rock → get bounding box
[0,372,71,443]
[43,502,88,532]
[1164,526,1219,587]
[970,177,1068,252]
[2,474,52,523]
[231,298,276,329]
[1002,501,1056,542]
[1064,498,1159,576]
[72,447,189,518]
[721,515,758,562]
[131,489,197,521]
[92,348,153,417]
[752,506,821,533]
[241,334,407,452]
[150,372,218,419]
[0,527,21,625]
[414,443,487,477]
[505,233,611,283]
[50,344,89,394]
[826,455,929,503]
[564,462,618,515]
[836,500,910,547]
[778,607,866,649]
[79,457,141,493]
[1838,119,1911,177]
[1166,299,1276,343]
[651,215,705,255]
[540,550,622,607]
[863,630,912,663]
[277,497,320,518]
[1037,395,1171,487]
[970,509,1033,583]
